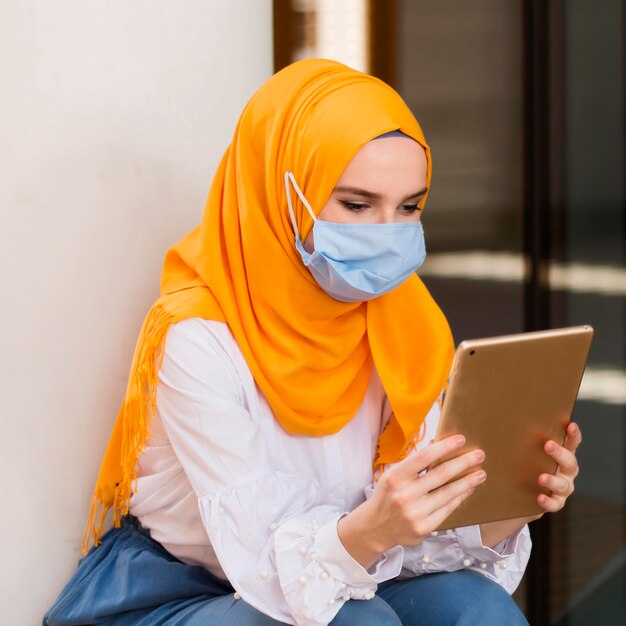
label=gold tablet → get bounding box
[432,325,594,530]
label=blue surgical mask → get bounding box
[284,171,427,302]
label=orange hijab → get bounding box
[84,59,454,551]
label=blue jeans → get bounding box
[44,517,528,625]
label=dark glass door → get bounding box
[544,1,626,623]
[395,1,626,623]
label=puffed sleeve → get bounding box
[365,398,532,594]
[393,523,531,594]
[155,320,403,626]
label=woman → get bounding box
[44,59,581,625]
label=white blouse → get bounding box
[130,318,531,626]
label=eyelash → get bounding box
[339,200,421,214]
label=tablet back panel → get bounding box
[434,325,593,530]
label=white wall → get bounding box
[0,2,272,622]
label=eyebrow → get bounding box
[333,185,428,202]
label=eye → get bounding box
[400,204,421,214]
[339,200,369,212]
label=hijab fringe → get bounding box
[373,428,427,481]
[373,388,443,480]
[82,301,175,553]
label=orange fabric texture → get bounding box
[84,59,454,551]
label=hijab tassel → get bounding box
[82,301,175,553]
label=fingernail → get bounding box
[474,450,485,462]
[454,435,465,446]
[571,424,578,433]
[477,471,487,482]
[546,442,556,453]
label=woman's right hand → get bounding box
[337,434,486,569]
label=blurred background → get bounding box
[274,0,625,623]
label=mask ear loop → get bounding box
[284,171,317,243]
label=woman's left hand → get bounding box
[536,421,582,513]
[479,421,582,548]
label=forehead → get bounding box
[337,137,427,184]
